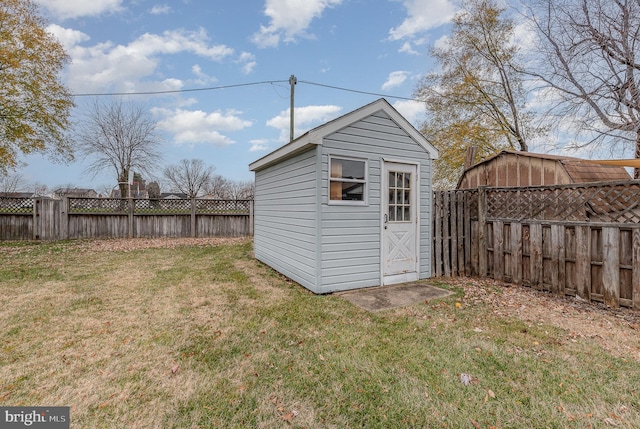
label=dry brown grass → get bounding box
[2,237,640,428]
[1,238,252,428]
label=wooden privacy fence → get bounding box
[0,197,253,240]
[433,181,640,310]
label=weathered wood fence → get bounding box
[433,180,640,309]
[0,197,253,240]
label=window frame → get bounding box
[328,156,368,206]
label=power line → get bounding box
[298,80,421,102]
[70,78,423,102]
[71,80,289,97]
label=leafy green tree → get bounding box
[416,0,545,188]
[0,0,74,173]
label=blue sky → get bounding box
[20,0,458,192]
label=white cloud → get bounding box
[237,52,257,74]
[150,4,171,15]
[249,139,271,152]
[267,105,342,141]
[252,0,342,48]
[154,108,252,146]
[52,26,234,93]
[389,0,456,46]
[382,71,408,90]
[46,24,90,48]
[393,100,425,126]
[191,64,217,84]
[37,0,124,19]
[433,34,450,51]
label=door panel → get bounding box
[382,162,418,284]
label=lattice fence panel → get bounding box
[135,199,192,212]
[486,181,640,223]
[0,197,33,213]
[69,198,130,213]
[196,199,251,214]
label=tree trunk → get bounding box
[636,129,640,180]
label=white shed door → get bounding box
[382,162,418,285]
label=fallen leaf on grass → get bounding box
[470,419,481,429]
[281,410,298,423]
[170,364,179,374]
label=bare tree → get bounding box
[77,99,162,198]
[205,174,232,199]
[526,0,640,177]
[32,182,48,197]
[0,172,26,195]
[163,159,214,198]
[228,180,255,200]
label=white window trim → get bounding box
[328,156,368,206]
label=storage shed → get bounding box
[249,98,439,294]
[457,150,631,189]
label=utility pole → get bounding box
[289,74,297,142]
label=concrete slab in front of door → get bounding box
[337,281,452,312]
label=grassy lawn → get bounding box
[1,238,639,428]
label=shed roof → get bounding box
[460,150,630,187]
[249,98,438,172]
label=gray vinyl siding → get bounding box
[318,111,433,293]
[253,148,318,291]
[419,159,433,279]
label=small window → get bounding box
[329,157,367,203]
[388,171,411,222]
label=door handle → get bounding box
[384,214,388,229]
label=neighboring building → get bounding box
[457,150,631,189]
[249,98,439,294]
[52,188,98,199]
[160,192,188,199]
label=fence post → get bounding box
[33,198,39,240]
[602,227,620,307]
[478,186,487,277]
[443,191,451,277]
[59,197,69,240]
[191,198,197,238]
[493,220,504,281]
[633,228,640,310]
[529,223,543,290]
[575,225,591,302]
[128,198,134,239]
[433,192,442,276]
[249,200,254,236]
[511,222,522,285]
[462,191,471,276]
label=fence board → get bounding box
[634,229,640,310]
[602,227,620,307]
[450,192,458,276]
[511,222,522,285]
[530,223,543,290]
[1,197,253,241]
[493,220,504,281]
[434,192,443,277]
[432,184,639,311]
[575,225,591,301]
[443,191,451,277]
[456,191,465,276]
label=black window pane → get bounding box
[340,159,365,180]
